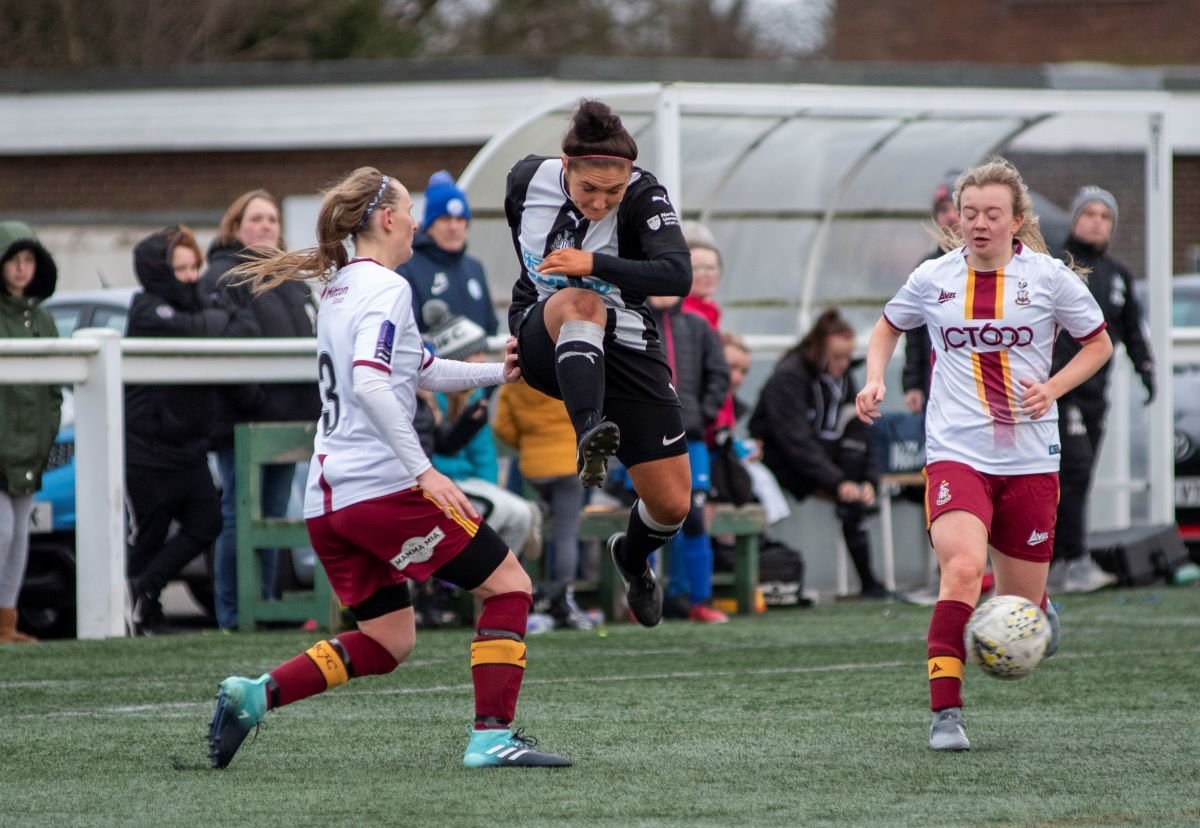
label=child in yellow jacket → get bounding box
[494,380,591,629]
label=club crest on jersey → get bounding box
[374,320,396,364]
[1015,288,1031,306]
[550,230,574,251]
[390,527,445,571]
[647,210,679,232]
[935,480,951,506]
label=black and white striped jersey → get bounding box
[504,155,692,350]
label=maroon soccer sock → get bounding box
[470,591,533,730]
[268,631,399,709]
[927,599,973,711]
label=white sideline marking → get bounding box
[18,646,1200,720]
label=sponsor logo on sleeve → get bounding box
[390,527,445,571]
[375,320,396,364]
[646,211,680,231]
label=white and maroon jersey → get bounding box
[303,258,429,517]
[884,244,1106,475]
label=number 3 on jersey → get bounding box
[318,351,340,436]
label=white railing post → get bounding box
[72,328,126,639]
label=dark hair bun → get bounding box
[571,100,624,143]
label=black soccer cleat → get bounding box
[608,532,663,627]
[576,420,621,488]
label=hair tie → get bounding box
[566,154,634,164]
[356,175,389,230]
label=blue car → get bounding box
[20,288,217,637]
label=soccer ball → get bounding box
[964,594,1051,680]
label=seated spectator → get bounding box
[125,226,239,634]
[0,222,62,644]
[681,221,723,330]
[749,308,889,599]
[708,332,790,525]
[494,379,591,630]
[646,293,730,623]
[421,301,540,561]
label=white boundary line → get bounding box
[19,646,1198,720]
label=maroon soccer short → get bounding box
[924,460,1060,563]
[306,486,504,608]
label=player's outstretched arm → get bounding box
[856,317,901,424]
[417,340,519,392]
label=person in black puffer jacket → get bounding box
[200,189,321,632]
[1050,186,1155,594]
[750,308,888,599]
[125,226,235,634]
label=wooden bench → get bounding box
[577,502,767,621]
[235,422,340,632]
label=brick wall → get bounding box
[0,145,481,217]
[833,0,1200,64]
[1009,151,1200,275]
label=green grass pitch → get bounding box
[4,588,1199,827]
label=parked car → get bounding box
[21,288,219,636]
[1133,274,1200,558]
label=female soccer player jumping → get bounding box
[206,167,569,770]
[504,99,693,627]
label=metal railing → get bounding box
[0,330,317,639]
[1,327,1190,638]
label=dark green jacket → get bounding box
[1,220,63,495]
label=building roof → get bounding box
[4,57,1200,155]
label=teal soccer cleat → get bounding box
[463,727,572,768]
[1044,599,1061,658]
[207,674,271,769]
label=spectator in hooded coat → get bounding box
[0,222,61,644]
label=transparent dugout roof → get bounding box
[460,82,1167,340]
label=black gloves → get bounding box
[1139,363,1156,406]
[434,398,490,455]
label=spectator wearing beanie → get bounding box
[398,171,498,337]
[1049,185,1154,594]
[421,301,540,561]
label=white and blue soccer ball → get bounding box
[964,594,1051,680]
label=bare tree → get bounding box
[0,0,829,70]
[0,0,443,69]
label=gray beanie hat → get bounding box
[1070,186,1118,237]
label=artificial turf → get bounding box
[3,587,1199,827]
